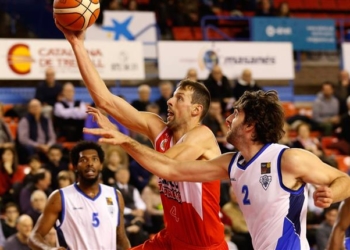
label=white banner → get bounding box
[342,43,350,74]
[158,41,294,80]
[86,11,157,60]
[0,39,145,80]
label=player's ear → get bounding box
[192,104,203,116]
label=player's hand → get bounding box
[86,106,117,130]
[83,127,127,146]
[313,186,333,208]
[54,18,85,44]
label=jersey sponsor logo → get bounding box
[160,139,168,152]
[159,178,182,203]
[259,175,272,190]
[261,162,271,174]
[73,207,83,210]
[106,197,113,205]
[106,197,115,215]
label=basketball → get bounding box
[53,0,100,31]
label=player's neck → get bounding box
[172,121,200,143]
[77,181,100,198]
[239,143,265,163]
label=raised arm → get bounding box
[28,190,66,250]
[83,127,231,182]
[282,148,350,206]
[328,199,350,250]
[116,190,131,250]
[55,21,164,139]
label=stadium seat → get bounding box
[321,136,338,149]
[281,102,298,118]
[172,27,194,40]
[335,155,350,172]
[319,0,338,10]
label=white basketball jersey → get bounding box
[228,143,309,250]
[56,183,119,250]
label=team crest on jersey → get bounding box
[159,178,182,203]
[160,139,168,152]
[259,175,272,190]
[261,162,271,174]
[106,197,113,205]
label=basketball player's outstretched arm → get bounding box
[55,21,164,140]
[28,191,66,250]
[84,127,231,182]
[282,148,350,207]
[116,190,131,250]
[328,198,350,250]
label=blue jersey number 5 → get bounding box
[242,185,251,205]
[92,212,100,227]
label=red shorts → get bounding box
[130,229,228,250]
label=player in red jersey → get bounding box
[56,22,227,250]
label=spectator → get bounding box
[255,0,274,16]
[127,0,138,10]
[57,170,75,188]
[19,169,51,213]
[204,65,233,113]
[0,220,4,250]
[43,228,57,248]
[43,144,69,190]
[0,203,19,239]
[34,67,62,118]
[0,148,25,204]
[0,103,14,149]
[202,99,232,153]
[155,81,174,120]
[3,214,32,250]
[335,70,350,115]
[22,155,42,187]
[17,99,56,164]
[102,146,129,186]
[131,84,152,112]
[53,82,87,141]
[129,159,152,192]
[186,68,198,82]
[141,175,164,234]
[315,205,339,250]
[279,122,293,147]
[232,69,262,102]
[276,1,290,17]
[312,81,340,136]
[27,190,47,225]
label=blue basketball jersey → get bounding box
[345,226,350,250]
[228,143,309,250]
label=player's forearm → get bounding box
[71,42,111,108]
[328,228,345,250]
[117,235,131,250]
[330,175,350,203]
[28,233,54,250]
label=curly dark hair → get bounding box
[70,141,105,167]
[234,90,285,144]
[177,79,211,121]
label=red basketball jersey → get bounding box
[154,127,225,246]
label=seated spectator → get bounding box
[17,99,56,164]
[129,159,151,192]
[57,170,75,188]
[276,1,290,17]
[43,144,69,190]
[27,190,47,225]
[335,70,350,115]
[22,155,42,187]
[53,82,87,141]
[115,167,148,246]
[0,103,14,149]
[232,69,262,103]
[102,145,129,186]
[0,203,19,239]
[155,81,174,120]
[3,215,32,250]
[131,84,151,112]
[84,104,130,142]
[0,148,25,205]
[44,228,57,248]
[186,68,198,82]
[312,81,340,136]
[222,187,253,250]
[141,175,164,234]
[315,205,339,250]
[19,169,52,213]
[34,67,62,119]
[255,0,275,16]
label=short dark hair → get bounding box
[70,141,105,167]
[49,144,63,152]
[4,202,19,212]
[33,169,48,184]
[235,90,285,144]
[322,81,334,89]
[177,79,211,121]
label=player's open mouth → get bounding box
[167,110,174,119]
[85,169,96,176]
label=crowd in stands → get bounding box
[0,64,349,249]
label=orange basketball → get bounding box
[53,0,100,31]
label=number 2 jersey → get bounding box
[55,183,119,250]
[228,143,309,250]
[154,127,225,247]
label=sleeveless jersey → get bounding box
[55,183,119,250]
[154,127,224,246]
[228,143,309,250]
[345,226,350,250]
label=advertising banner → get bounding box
[0,39,145,80]
[342,43,350,74]
[158,41,294,80]
[85,11,157,59]
[252,17,336,51]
